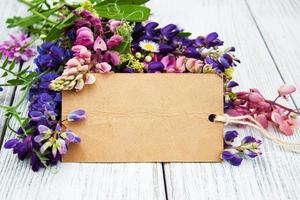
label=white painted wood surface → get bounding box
[148,0,300,199]
[0,0,300,199]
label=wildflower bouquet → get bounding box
[0,0,299,171]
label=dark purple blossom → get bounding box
[147,61,164,73]
[195,32,224,48]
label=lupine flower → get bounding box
[34,40,71,71]
[107,35,123,49]
[185,58,204,73]
[222,130,262,166]
[104,51,120,66]
[222,149,243,166]
[0,32,35,62]
[278,84,296,98]
[67,109,86,121]
[34,124,80,157]
[95,62,112,73]
[94,36,107,51]
[4,135,44,171]
[161,24,179,40]
[75,27,94,46]
[147,61,164,73]
[72,45,91,62]
[109,20,123,33]
[226,86,298,135]
[195,32,224,48]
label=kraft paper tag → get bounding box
[62,73,224,162]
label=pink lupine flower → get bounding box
[107,35,123,48]
[161,55,176,72]
[75,27,94,46]
[256,114,268,129]
[94,36,107,51]
[248,92,264,103]
[109,20,123,33]
[85,73,96,85]
[0,32,35,63]
[62,67,78,76]
[271,109,294,136]
[278,84,296,98]
[71,45,91,62]
[162,55,186,73]
[104,51,120,66]
[95,62,112,73]
[66,58,81,68]
[175,56,186,73]
[185,58,204,73]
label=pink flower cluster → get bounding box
[227,84,299,136]
[0,32,35,62]
[161,55,204,73]
[51,15,124,91]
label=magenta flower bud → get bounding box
[75,27,94,46]
[109,20,123,33]
[248,92,264,103]
[95,62,112,73]
[94,36,107,51]
[256,114,268,128]
[278,84,296,98]
[104,51,120,66]
[107,35,123,48]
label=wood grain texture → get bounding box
[0,0,25,138]
[0,1,166,199]
[1,0,300,199]
[147,0,300,199]
[246,0,300,106]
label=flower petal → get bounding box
[67,109,86,121]
[4,138,19,149]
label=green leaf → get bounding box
[2,57,9,68]
[6,7,60,28]
[94,4,150,22]
[7,79,25,85]
[46,12,75,41]
[8,59,16,71]
[113,23,133,54]
[1,72,8,77]
[94,0,150,5]
[177,32,192,37]
[18,66,31,76]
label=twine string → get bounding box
[213,114,300,153]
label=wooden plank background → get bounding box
[0,0,299,199]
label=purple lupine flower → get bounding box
[147,61,165,73]
[161,24,179,40]
[222,150,243,166]
[67,109,86,122]
[227,81,239,88]
[0,32,35,62]
[222,130,262,166]
[195,32,224,48]
[183,47,200,59]
[224,130,239,147]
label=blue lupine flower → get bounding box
[147,61,165,73]
[67,109,86,121]
[34,40,71,71]
[195,32,224,48]
[222,150,243,166]
[222,130,262,166]
[161,24,179,40]
[224,130,239,147]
